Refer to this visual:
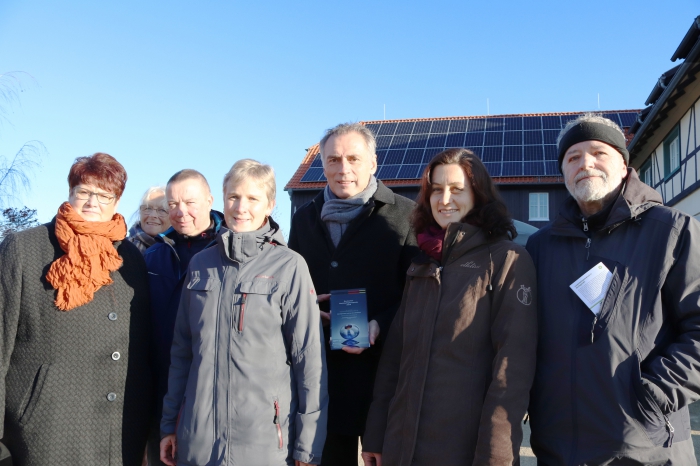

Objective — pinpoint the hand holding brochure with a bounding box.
[569,262,613,315]
[330,289,370,350]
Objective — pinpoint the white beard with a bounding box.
[566,169,613,203]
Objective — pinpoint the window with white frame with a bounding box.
[640,160,652,186]
[664,125,681,178]
[529,193,549,221]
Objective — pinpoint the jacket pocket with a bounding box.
[235,279,279,334]
[590,261,626,344]
[273,398,284,450]
[19,364,50,426]
[630,351,674,447]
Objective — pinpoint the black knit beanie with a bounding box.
[558,121,629,173]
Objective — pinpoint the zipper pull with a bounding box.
[274,400,280,424]
[591,315,598,343]
[523,413,529,425]
[238,293,247,332]
[585,238,591,260]
[582,216,589,232]
[665,416,675,447]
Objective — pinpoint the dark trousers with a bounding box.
[321,432,363,466]
[147,424,166,466]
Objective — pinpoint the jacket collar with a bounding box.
[311,180,395,253]
[552,168,663,237]
[409,222,504,277]
[156,210,225,247]
[217,217,286,264]
[443,222,506,265]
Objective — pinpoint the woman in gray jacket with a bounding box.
[160,159,328,466]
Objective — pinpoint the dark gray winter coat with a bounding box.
[526,169,700,465]
[0,219,153,466]
[161,220,328,465]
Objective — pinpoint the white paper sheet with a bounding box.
[569,262,613,315]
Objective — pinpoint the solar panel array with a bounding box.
[300,112,639,182]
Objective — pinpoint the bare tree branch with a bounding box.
[0,141,45,207]
[0,71,44,207]
[0,71,37,131]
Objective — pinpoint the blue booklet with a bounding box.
[330,288,370,350]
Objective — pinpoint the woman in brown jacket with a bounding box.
[362,148,537,466]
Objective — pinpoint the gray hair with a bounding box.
[139,185,167,208]
[319,122,377,161]
[130,185,167,225]
[223,159,276,203]
[557,113,625,147]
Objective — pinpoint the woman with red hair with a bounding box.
[362,148,537,466]
[0,152,152,465]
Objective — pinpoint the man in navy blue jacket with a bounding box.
[526,114,700,465]
[144,169,224,466]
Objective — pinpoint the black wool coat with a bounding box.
[0,219,153,466]
[288,181,418,436]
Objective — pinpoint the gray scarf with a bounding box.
[321,176,378,247]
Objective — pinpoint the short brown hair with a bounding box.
[412,148,517,239]
[68,152,127,199]
[167,169,211,193]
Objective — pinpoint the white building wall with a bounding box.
[642,99,700,212]
[671,190,700,218]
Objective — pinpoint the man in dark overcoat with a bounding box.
[526,114,700,464]
[288,122,418,466]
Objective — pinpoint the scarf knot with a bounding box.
[417,225,446,262]
[46,202,127,311]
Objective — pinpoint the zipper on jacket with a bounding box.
[664,415,675,447]
[590,315,598,343]
[582,216,589,232]
[585,238,591,260]
[273,400,283,449]
[239,293,247,332]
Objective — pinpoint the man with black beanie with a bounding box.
[526,113,700,464]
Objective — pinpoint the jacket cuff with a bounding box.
[160,422,176,439]
[294,449,320,465]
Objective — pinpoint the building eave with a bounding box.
[629,19,700,161]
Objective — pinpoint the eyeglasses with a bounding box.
[73,188,116,205]
[140,206,168,217]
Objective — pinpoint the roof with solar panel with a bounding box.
[285,110,641,190]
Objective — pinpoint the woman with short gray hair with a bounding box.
[127,186,171,254]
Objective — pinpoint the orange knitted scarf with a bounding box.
[46,202,127,311]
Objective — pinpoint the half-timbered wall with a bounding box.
[640,96,700,217]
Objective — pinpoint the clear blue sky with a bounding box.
[0,0,697,236]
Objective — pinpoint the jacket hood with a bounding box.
[553,168,663,236]
[217,217,286,264]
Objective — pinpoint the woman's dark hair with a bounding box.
[68,152,127,199]
[411,148,517,239]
